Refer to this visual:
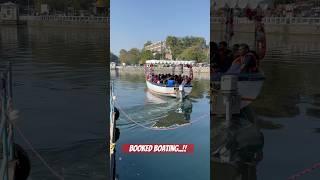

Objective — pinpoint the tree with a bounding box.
[119,49,128,64]
[127,48,140,65]
[154,53,162,60]
[140,50,153,64]
[178,46,207,63]
[110,52,119,63]
[144,41,152,47]
[166,36,183,60]
[166,36,207,60]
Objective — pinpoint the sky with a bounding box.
[110,0,210,55]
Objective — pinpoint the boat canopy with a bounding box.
[146,60,195,65]
[212,0,269,10]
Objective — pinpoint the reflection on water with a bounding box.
[211,108,264,180]
[212,31,320,179]
[0,26,107,179]
[147,91,193,128]
[113,73,210,180]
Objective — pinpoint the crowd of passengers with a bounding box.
[211,41,260,74]
[148,74,192,87]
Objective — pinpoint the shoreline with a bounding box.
[18,15,108,29]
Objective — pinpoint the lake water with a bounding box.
[212,31,320,179]
[0,26,108,180]
[112,71,210,180]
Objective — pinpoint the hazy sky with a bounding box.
[110,0,210,55]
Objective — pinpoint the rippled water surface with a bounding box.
[112,72,210,180]
[0,26,107,179]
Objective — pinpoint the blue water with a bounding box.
[112,73,210,180]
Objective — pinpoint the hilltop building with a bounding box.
[144,41,173,60]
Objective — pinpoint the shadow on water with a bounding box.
[211,107,264,180]
[27,139,107,180]
[117,90,194,129]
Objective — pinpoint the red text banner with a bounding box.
[122,144,194,154]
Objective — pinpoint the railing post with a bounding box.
[7,63,14,161]
[0,73,9,180]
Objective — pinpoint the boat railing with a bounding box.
[0,62,14,180]
[148,80,192,87]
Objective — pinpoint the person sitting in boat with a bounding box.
[232,44,240,60]
[167,78,175,87]
[153,75,160,84]
[218,41,233,73]
[185,75,192,85]
[211,41,220,68]
[226,44,259,74]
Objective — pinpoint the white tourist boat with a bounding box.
[212,0,268,108]
[145,60,195,98]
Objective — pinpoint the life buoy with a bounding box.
[255,22,267,61]
[257,38,266,60]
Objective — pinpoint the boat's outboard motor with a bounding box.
[178,84,185,101]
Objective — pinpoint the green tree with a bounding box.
[154,53,162,60]
[140,50,153,64]
[166,36,207,60]
[144,41,152,47]
[166,36,183,60]
[119,49,128,64]
[110,52,119,63]
[178,46,207,63]
[127,48,140,65]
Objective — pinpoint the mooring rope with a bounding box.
[15,126,65,180]
[288,162,320,179]
[115,101,209,131]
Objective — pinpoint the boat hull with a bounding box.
[238,80,264,108]
[146,81,192,98]
[213,73,265,108]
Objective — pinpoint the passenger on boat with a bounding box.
[167,78,175,87]
[217,41,233,73]
[211,42,220,68]
[226,44,259,74]
[232,44,240,59]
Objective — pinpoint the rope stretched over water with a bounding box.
[15,126,65,180]
[288,162,320,179]
[115,101,208,131]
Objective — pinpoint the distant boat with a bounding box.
[145,60,195,98]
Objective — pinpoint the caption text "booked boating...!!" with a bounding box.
[121,144,194,153]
